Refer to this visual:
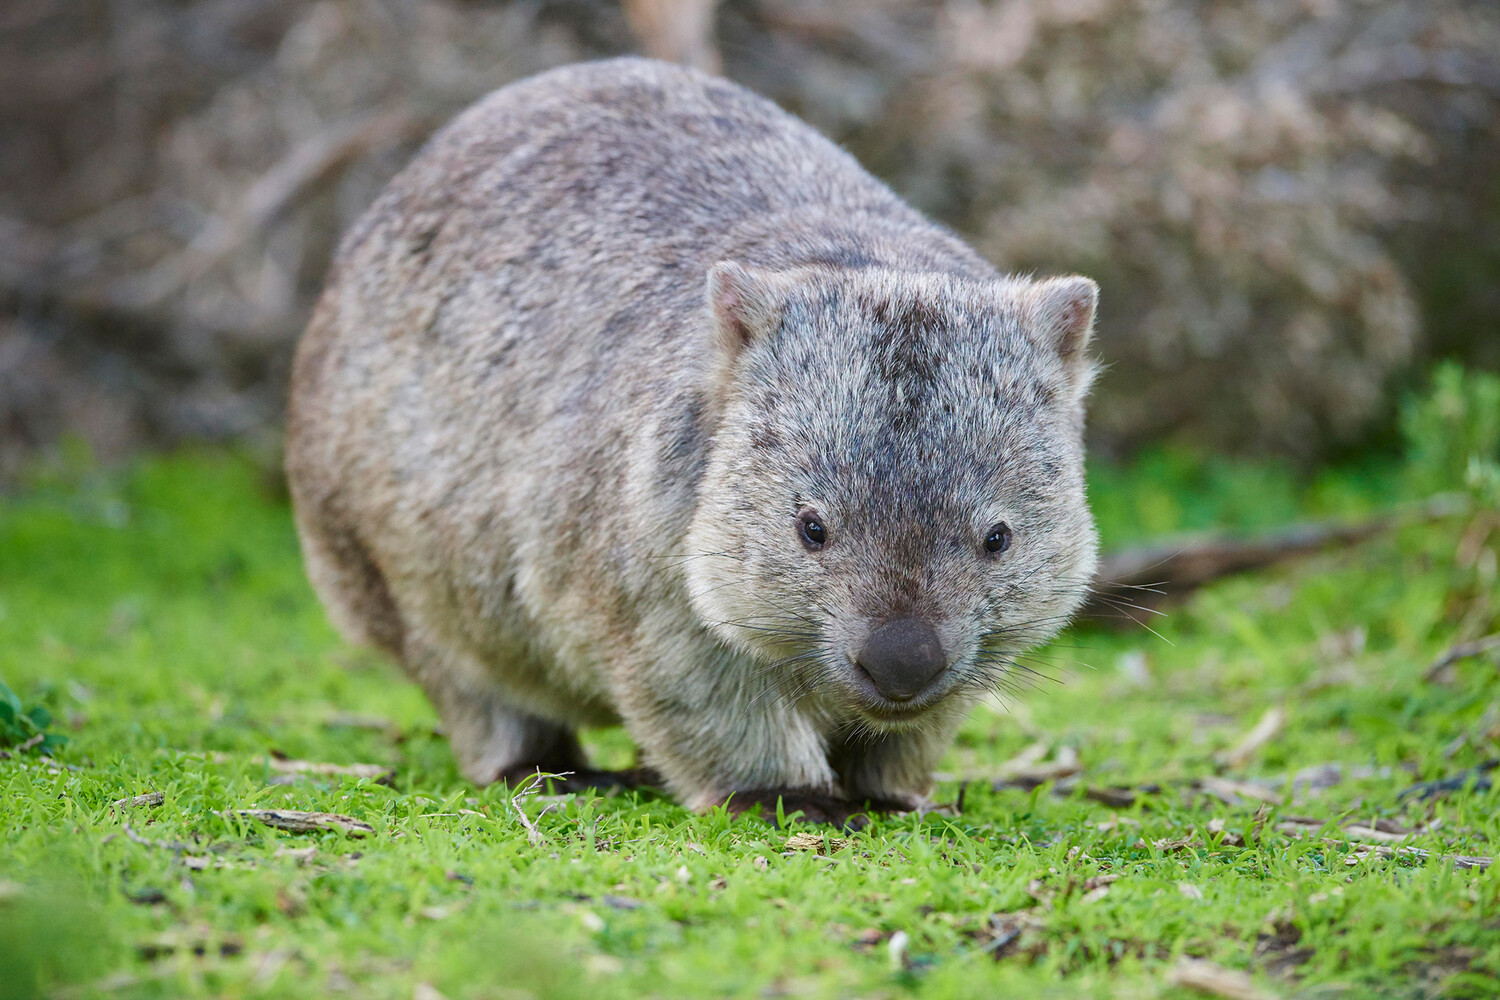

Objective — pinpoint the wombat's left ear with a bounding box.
[1030,275,1099,393]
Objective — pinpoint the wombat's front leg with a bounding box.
[828,715,968,813]
[613,649,911,825]
[616,652,850,822]
[403,636,651,790]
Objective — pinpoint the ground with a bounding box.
[1,439,1497,1000]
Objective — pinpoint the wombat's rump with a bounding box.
[286,57,1100,823]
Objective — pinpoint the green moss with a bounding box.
[1,441,1495,999]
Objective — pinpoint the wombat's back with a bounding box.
[286,56,994,721]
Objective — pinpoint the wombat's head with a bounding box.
[685,263,1099,729]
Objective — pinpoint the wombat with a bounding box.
[286,57,1100,824]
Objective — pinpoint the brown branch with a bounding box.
[1423,633,1500,682]
[1085,494,1469,624]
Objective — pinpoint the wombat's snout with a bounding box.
[855,618,947,703]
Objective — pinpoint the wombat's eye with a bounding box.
[797,510,827,550]
[983,522,1012,556]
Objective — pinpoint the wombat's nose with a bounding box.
[856,618,946,702]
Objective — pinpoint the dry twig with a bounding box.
[113,791,165,810]
[508,770,560,847]
[1423,633,1500,682]
[1088,496,1468,621]
[1196,776,1284,806]
[1218,707,1287,770]
[235,810,374,837]
[992,743,1081,790]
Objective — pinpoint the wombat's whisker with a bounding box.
[972,656,1056,686]
[1077,598,1175,643]
[1088,593,1168,617]
[1094,580,1169,596]
[729,656,830,727]
[709,620,822,641]
[1005,650,1088,674]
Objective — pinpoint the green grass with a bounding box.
[2,444,1497,1000]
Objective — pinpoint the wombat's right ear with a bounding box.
[706,261,792,363]
[1028,275,1100,398]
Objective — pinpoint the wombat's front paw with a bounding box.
[724,788,910,830]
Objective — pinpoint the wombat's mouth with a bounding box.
[847,661,954,723]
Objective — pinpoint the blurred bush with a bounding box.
[2,0,1497,478]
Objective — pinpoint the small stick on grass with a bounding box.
[509,771,564,847]
[1088,493,1469,621]
[1217,706,1286,770]
[113,791,165,810]
[1423,633,1500,682]
[120,820,187,854]
[236,810,374,837]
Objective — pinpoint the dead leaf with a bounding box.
[1197,776,1283,806]
[993,743,1081,788]
[113,791,165,809]
[996,741,1048,774]
[602,894,644,910]
[584,954,624,976]
[1096,815,1141,833]
[1217,706,1286,769]
[248,948,298,987]
[1084,785,1140,807]
[235,810,374,837]
[1082,874,1120,893]
[1273,820,1492,870]
[1340,823,1416,844]
[136,932,244,962]
[1168,958,1277,1000]
[1424,632,1500,682]
[886,930,911,971]
[983,911,1046,961]
[784,832,847,854]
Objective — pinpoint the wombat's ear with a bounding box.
[707,261,793,362]
[1029,275,1099,392]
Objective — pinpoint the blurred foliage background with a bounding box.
[1,0,1498,479]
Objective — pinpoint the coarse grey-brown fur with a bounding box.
[285,57,1100,820]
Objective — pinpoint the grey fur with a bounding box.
[285,57,1099,816]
